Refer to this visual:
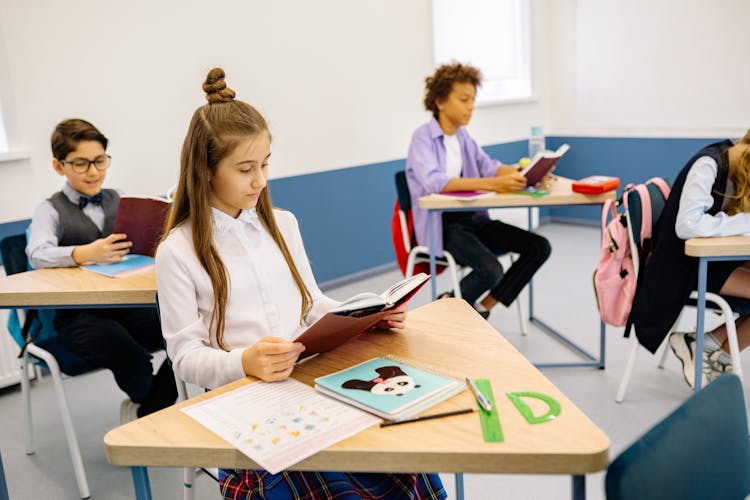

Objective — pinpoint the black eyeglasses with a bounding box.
[61,155,111,174]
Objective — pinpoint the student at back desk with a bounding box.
[406,62,551,319]
[26,118,177,422]
[630,129,750,388]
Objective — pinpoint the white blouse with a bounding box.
[675,155,750,239]
[155,207,339,389]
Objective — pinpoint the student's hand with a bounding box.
[241,337,306,382]
[71,233,132,265]
[488,171,527,193]
[373,303,408,330]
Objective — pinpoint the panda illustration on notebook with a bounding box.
[341,366,421,396]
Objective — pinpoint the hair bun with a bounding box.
[203,67,236,104]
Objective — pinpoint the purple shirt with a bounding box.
[405,118,501,256]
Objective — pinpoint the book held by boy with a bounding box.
[294,273,430,359]
[82,195,170,278]
[113,195,171,257]
[521,144,570,186]
[314,355,465,421]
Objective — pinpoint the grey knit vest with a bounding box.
[48,189,120,246]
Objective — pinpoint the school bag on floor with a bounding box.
[593,177,671,326]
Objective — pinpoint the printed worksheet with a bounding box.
[182,378,381,474]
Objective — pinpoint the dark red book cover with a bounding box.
[113,196,171,257]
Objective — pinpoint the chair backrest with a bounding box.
[393,171,417,253]
[0,234,29,276]
[1,234,94,375]
[394,171,412,213]
[623,178,671,275]
[605,374,750,500]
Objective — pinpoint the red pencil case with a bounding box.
[572,176,620,194]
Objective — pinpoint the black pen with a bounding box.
[379,408,474,427]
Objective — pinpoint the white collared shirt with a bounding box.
[155,207,339,389]
[675,156,750,239]
[26,182,121,269]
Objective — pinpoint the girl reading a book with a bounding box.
[630,129,750,389]
[406,63,551,319]
[155,68,446,500]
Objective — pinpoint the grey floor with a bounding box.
[0,222,744,499]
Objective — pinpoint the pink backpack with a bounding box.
[593,178,671,326]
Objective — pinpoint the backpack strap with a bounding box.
[601,198,618,246]
[645,177,671,199]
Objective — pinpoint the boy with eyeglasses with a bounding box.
[26,118,176,423]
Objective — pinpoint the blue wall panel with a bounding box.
[545,136,721,222]
[0,136,727,276]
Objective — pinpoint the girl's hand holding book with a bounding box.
[241,337,306,382]
[373,303,408,330]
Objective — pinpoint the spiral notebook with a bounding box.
[314,356,464,421]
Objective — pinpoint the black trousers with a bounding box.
[54,307,177,416]
[442,212,551,306]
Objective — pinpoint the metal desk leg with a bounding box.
[429,210,439,300]
[525,207,605,369]
[694,257,708,391]
[131,466,152,500]
[454,473,464,500]
[572,475,585,500]
[0,452,9,500]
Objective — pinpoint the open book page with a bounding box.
[181,378,380,474]
[293,274,430,360]
[330,273,430,316]
[82,254,154,278]
[521,144,570,186]
[314,356,464,420]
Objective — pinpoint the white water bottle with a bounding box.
[528,125,546,160]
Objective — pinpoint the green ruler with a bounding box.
[474,378,503,442]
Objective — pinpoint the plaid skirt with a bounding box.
[218,469,447,500]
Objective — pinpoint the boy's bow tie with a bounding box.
[78,193,103,209]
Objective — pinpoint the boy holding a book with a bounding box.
[406,63,551,319]
[26,118,177,422]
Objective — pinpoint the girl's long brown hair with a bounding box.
[163,68,312,350]
[724,129,750,215]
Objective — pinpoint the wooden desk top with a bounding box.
[0,267,156,307]
[685,235,750,258]
[105,299,609,475]
[418,177,615,210]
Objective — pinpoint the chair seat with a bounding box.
[685,295,750,315]
[33,338,98,377]
[412,252,452,266]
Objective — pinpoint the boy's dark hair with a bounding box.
[51,119,108,160]
[423,63,482,119]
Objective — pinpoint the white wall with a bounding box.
[0,0,553,223]
[550,0,750,139]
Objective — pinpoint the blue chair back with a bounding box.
[605,374,750,500]
[624,178,671,259]
[0,234,95,376]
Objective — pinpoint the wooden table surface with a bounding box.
[0,267,156,307]
[685,235,750,257]
[418,177,615,210]
[105,298,609,475]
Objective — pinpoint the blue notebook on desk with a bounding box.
[314,356,464,420]
[82,254,154,278]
